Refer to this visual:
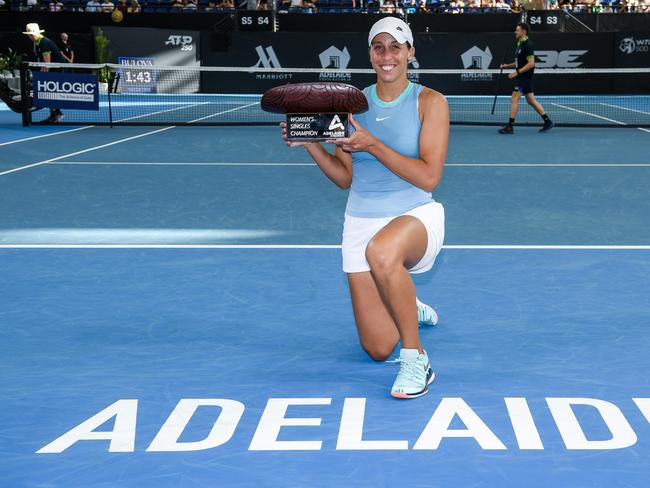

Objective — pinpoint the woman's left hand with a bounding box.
[331,114,377,153]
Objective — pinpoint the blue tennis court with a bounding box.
[1,104,650,487]
[26,92,650,127]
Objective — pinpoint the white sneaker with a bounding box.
[417,298,439,326]
[390,349,435,399]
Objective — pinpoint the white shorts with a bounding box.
[342,201,445,274]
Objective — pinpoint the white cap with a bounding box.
[23,23,45,36]
[368,17,414,47]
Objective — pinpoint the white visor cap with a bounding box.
[368,17,414,47]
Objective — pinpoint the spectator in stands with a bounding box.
[184,0,198,10]
[257,0,271,10]
[574,0,593,11]
[49,0,65,10]
[621,0,639,10]
[205,0,216,9]
[128,0,141,11]
[404,0,417,13]
[86,0,101,10]
[288,0,302,10]
[101,0,115,11]
[380,0,396,12]
[417,0,429,12]
[116,0,128,12]
[444,0,465,12]
[170,0,185,8]
[590,0,603,11]
[217,0,235,8]
[59,33,73,63]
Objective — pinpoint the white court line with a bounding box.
[0,125,94,147]
[50,161,650,168]
[188,101,260,123]
[597,103,650,134]
[550,102,627,126]
[53,161,317,166]
[113,101,214,123]
[599,103,650,116]
[0,244,649,250]
[0,102,257,177]
[551,102,650,134]
[0,126,175,177]
[0,102,206,148]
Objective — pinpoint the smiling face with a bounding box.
[369,32,414,85]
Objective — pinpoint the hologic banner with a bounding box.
[32,72,99,110]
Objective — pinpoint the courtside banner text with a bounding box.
[33,72,99,110]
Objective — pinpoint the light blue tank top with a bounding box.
[345,81,434,218]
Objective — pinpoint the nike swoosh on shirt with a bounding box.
[375,116,391,122]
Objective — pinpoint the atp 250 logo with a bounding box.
[165,35,194,51]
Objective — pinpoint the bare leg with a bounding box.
[348,272,400,361]
[525,92,546,116]
[510,91,521,119]
[364,216,428,354]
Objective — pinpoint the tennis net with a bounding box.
[21,62,650,128]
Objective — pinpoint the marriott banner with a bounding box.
[200,32,634,95]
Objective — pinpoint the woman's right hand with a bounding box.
[280,122,313,148]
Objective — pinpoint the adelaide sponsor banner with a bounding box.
[32,72,98,110]
[202,32,618,95]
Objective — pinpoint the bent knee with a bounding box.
[365,241,401,276]
[361,341,396,361]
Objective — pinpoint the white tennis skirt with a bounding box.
[342,201,445,274]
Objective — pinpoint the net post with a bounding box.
[107,67,115,128]
[20,62,32,127]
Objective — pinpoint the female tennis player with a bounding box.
[280,17,449,399]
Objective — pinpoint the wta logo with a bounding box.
[619,37,650,54]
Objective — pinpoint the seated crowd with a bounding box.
[2,0,647,12]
